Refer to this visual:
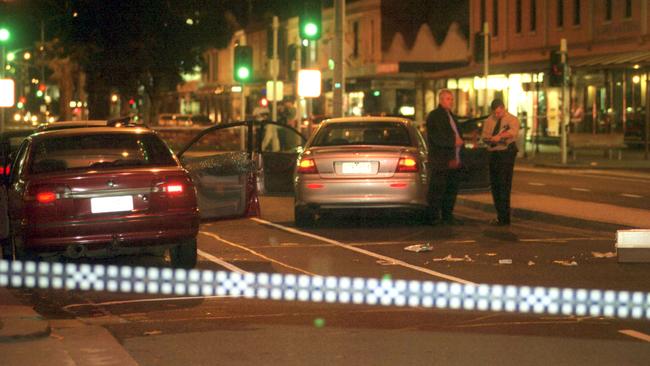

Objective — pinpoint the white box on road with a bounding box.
[616,229,650,263]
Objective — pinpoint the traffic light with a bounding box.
[299,0,322,41]
[549,50,565,87]
[234,45,253,83]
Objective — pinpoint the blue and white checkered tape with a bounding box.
[1,260,648,320]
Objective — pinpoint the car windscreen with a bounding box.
[311,122,412,147]
[29,133,177,174]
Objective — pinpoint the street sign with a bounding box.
[0,79,15,107]
[297,69,321,98]
[266,80,284,101]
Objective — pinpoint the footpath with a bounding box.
[1,146,649,365]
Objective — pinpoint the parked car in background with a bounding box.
[157,114,213,127]
[3,126,199,267]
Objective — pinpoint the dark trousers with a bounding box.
[427,168,461,221]
[488,150,516,223]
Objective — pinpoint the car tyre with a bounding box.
[170,238,197,269]
[294,206,315,227]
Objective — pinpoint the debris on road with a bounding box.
[376,259,397,266]
[498,259,513,265]
[404,243,433,252]
[528,261,536,266]
[433,254,473,262]
[591,251,616,258]
[143,330,162,336]
[553,260,578,266]
[485,253,497,257]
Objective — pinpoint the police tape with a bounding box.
[1,259,649,320]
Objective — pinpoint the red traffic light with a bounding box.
[38,84,46,92]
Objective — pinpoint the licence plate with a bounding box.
[90,195,134,214]
[341,161,372,174]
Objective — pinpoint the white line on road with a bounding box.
[619,329,650,343]
[62,295,234,311]
[527,182,546,186]
[620,193,643,198]
[199,231,318,276]
[250,218,475,285]
[197,248,249,274]
[570,187,591,192]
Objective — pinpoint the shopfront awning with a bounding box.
[423,60,549,79]
[570,50,650,69]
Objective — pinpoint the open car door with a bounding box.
[177,122,256,219]
[256,121,306,194]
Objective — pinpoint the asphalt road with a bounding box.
[9,191,650,365]
[512,166,650,210]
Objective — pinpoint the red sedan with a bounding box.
[4,126,199,268]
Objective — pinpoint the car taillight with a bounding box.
[396,157,418,173]
[1,164,9,175]
[164,183,184,194]
[36,191,57,204]
[297,158,318,174]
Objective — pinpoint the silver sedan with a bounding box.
[293,117,429,226]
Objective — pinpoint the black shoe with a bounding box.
[442,217,464,226]
[489,219,510,226]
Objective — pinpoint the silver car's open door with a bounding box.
[256,121,306,194]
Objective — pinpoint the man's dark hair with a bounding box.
[490,99,505,111]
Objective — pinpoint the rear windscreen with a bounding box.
[29,133,177,174]
[311,122,412,147]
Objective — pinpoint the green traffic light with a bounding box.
[303,23,318,38]
[6,52,15,62]
[0,28,9,42]
[36,90,44,98]
[237,66,250,80]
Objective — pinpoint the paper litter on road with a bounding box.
[143,330,163,336]
[433,254,473,262]
[498,259,512,265]
[403,243,433,252]
[553,260,578,266]
[528,261,536,266]
[591,251,616,258]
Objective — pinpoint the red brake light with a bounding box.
[297,158,318,174]
[164,183,184,195]
[1,164,9,176]
[396,157,418,173]
[36,191,57,204]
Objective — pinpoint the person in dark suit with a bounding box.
[425,89,465,226]
[481,99,520,226]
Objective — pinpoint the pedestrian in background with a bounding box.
[481,99,520,226]
[425,89,465,226]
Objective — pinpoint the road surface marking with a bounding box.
[250,217,475,285]
[197,248,249,274]
[527,182,546,186]
[570,187,591,192]
[199,231,318,276]
[619,329,650,343]
[519,237,610,243]
[620,193,643,198]
[62,295,234,311]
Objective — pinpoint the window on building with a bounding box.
[605,0,612,21]
[480,0,486,26]
[493,0,499,36]
[353,21,359,58]
[625,0,632,18]
[530,0,537,31]
[573,0,581,25]
[557,0,564,27]
[516,0,522,33]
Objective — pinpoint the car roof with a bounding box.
[320,116,414,125]
[30,126,154,140]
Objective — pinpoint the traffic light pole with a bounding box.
[333,0,345,117]
[295,35,302,130]
[271,16,279,122]
[483,22,489,115]
[560,38,569,165]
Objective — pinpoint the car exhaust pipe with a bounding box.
[66,244,87,259]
